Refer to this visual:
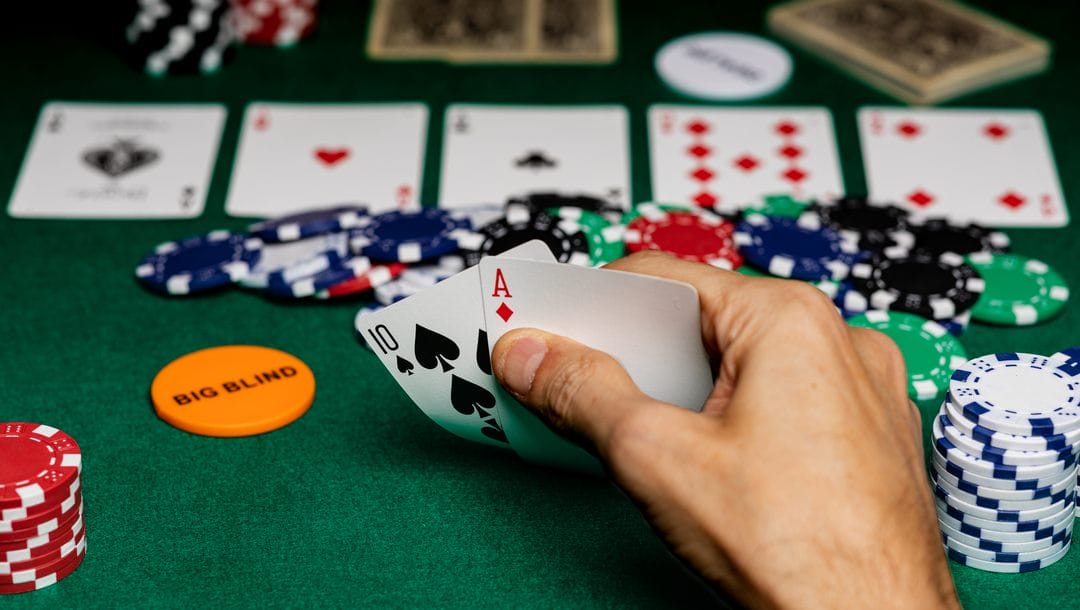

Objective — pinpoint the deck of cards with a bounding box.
[353,240,714,473]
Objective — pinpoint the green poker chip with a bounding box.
[965,252,1070,326]
[847,310,968,402]
[737,264,769,277]
[741,194,811,219]
[547,207,625,265]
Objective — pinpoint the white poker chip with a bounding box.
[654,32,792,101]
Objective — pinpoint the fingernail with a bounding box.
[500,336,548,395]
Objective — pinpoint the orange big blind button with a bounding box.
[151,345,316,437]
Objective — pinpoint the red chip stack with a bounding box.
[231,0,319,47]
[0,423,86,594]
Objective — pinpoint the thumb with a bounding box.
[491,328,663,457]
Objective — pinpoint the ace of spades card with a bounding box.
[225,103,428,218]
[438,105,631,209]
[8,101,226,218]
[356,241,556,448]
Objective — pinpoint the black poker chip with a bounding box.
[456,205,592,267]
[848,250,984,320]
[908,217,1011,257]
[124,0,236,76]
[811,195,913,253]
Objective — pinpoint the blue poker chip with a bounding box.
[135,230,263,295]
[930,414,1077,482]
[940,517,1072,554]
[945,539,1071,573]
[934,459,1075,502]
[932,471,1074,512]
[937,410,1077,467]
[932,452,1072,492]
[937,505,1069,544]
[349,208,479,263]
[264,253,378,299]
[734,212,863,280]
[248,204,369,243]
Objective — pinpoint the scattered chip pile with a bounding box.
[928,351,1080,573]
[125,0,238,76]
[0,423,86,594]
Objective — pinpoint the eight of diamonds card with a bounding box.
[857,107,1068,227]
[225,103,428,218]
[438,105,631,209]
[648,105,844,215]
[8,102,226,219]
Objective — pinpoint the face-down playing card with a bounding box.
[356,241,555,448]
[477,258,715,473]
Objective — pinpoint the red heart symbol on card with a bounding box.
[314,148,350,166]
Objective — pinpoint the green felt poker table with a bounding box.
[2,1,1079,607]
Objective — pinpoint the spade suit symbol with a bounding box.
[515,150,557,170]
[83,139,159,178]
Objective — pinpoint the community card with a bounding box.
[356,241,555,449]
[477,258,714,473]
[438,105,630,209]
[8,102,226,218]
[225,103,428,218]
[648,105,844,214]
[858,107,1068,227]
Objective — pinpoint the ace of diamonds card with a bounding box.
[225,103,429,218]
[8,102,226,219]
[857,107,1068,227]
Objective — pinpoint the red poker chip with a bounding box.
[624,210,742,269]
[0,424,81,511]
[0,528,85,581]
[0,491,82,543]
[232,0,318,47]
[0,514,84,565]
[315,262,407,299]
[0,536,85,594]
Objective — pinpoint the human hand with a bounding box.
[491,251,959,609]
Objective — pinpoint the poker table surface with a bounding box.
[2,2,1078,608]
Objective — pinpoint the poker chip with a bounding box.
[457,205,592,267]
[510,192,623,221]
[350,208,478,264]
[135,230,263,295]
[232,0,319,47]
[0,535,85,594]
[945,540,1070,573]
[248,204,368,242]
[950,352,1080,437]
[125,0,238,76]
[938,409,1076,467]
[943,529,1071,564]
[741,194,811,219]
[934,464,1075,503]
[239,231,350,289]
[939,510,1071,545]
[264,253,379,299]
[314,262,407,300]
[374,278,421,306]
[936,497,1072,534]
[547,207,625,265]
[623,204,741,269]
[734,212,861,280]
[846,311,966,402]
[933,472,1074,514]
[944,396,1080,453]
[654,32,793,101]
[909,217,1010,257]
[811,195,914,252]
[932,451,1076,492]
[0,424,86,593]
[848,248,984,320]
[940,518,1071,554]
[965,252,1069,325]
[398,258,465,290]
[932,427,1077,483]
[151,345,315,437]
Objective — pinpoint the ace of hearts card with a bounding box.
[8,101,226,218]
[225,103,429,218]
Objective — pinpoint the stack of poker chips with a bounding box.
[125,0,238,76]
[231,0,319,47]
[0,423,86,594]
[929,351,1080,573]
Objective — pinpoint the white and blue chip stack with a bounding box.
[929,349,1080,573]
